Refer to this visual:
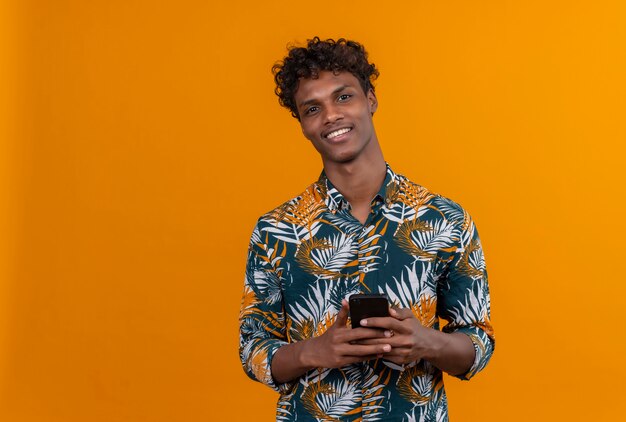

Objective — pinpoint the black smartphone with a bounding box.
[349,294,390,329]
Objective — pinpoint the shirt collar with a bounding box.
[317,163,398,212]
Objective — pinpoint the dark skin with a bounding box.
[271,71,475,384]
[293,70,387,225]
[359,308,475,374]
[272,300,475,383]
[271,300,391,383]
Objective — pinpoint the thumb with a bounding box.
[334,299,350,327]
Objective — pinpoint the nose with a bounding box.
[323,104,343,124]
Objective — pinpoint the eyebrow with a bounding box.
[298,84,350,108]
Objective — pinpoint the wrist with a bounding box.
[296,337,317,369]
[421,327,447,362]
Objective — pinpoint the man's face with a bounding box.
[293,71,378,166]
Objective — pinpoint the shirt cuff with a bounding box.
[444,325,495,381]
[244,339,297,394]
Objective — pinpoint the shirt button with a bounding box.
[362,267,369,273]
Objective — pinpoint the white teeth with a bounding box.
[326,127,351,139]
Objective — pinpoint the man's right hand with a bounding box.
[271,299,392,383]
[302,299,392,368]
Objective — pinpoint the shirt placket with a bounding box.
[359,197,385,289]
[359,197,385,421]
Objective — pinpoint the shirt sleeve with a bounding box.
[238,222,295,394]
[438,212,495,380]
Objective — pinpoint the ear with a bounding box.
[367,89,378,114]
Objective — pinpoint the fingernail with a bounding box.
[383,345,391,352]
[384,330,392,338]
[360,319,367,326]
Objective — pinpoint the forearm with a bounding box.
[423,330,475,376]
[271,339,315,384]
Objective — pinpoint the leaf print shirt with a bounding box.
[239,164,495,422]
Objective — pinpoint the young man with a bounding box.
[239,37,494,421]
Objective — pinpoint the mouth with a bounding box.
[323,126,353,140]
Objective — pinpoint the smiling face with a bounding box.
[293,71,379,167]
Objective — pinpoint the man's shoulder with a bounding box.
[394,172,469,223]
[255,179,326,228]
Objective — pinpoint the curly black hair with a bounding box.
[272,37,379,120]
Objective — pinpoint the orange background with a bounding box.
[2,1,625,421]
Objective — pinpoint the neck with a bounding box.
[322,144,387,208]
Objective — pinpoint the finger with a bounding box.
[344,327,389,342]
[335,299,350,327]
[380,348,407,357]
[342,343,392,357]
[342,354,385,365]
[353,337,401,346]
[351,329,396,344]
[360,316,404,332]
[389,307,414,321]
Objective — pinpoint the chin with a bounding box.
[327,154,358,165]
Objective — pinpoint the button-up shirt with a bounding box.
[239,165,494,421]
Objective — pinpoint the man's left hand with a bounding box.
[359,307,433,366]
